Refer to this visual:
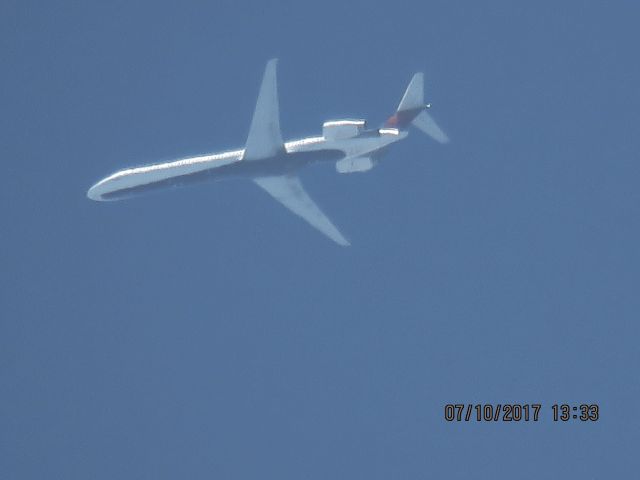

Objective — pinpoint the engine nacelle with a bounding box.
[336,156,375,174]
[322,119,366,140]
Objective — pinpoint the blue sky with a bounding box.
[2,1,639,478]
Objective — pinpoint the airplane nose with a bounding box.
[87,183,103,201]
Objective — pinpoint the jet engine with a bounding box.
[322,119,366,140]
[336,156,375,174]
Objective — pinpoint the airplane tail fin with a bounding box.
[384,72,449,144]
[243,58,286,161]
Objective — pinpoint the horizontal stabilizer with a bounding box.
[254,175,350,246]
[412,110,450,143]
[243,59,285,161]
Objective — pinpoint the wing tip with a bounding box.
[336,237,351,247]
[326,224,351,247]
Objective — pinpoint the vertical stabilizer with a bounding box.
[385,72,427,129]
[397,72,424,112]
[243,59,285,161]
[385,72,449,143]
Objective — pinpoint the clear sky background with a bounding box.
[2,1,639,478]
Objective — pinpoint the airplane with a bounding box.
[87,59,448,246]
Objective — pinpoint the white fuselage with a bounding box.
[87,127,407,201]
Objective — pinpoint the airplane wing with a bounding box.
[254,175,350,246]
[243,59,285,161]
